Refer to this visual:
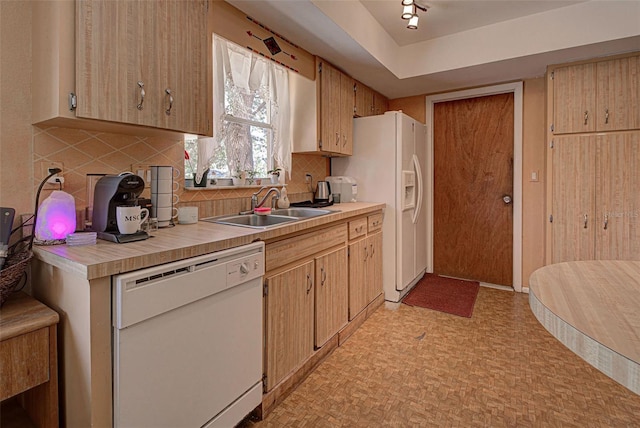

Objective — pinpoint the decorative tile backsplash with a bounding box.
[33,126,327,220]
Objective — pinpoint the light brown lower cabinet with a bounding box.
[314,247,348,347]
[264,261,315,392]
[348,213,383,320]
[551,132,639,262]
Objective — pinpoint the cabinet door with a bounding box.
[348,238,368,320]
[76,0,142,125]
[366,232,383,302]
[551,135,596,262]
[596,55,640,132]
[319,61,340,153]
[553,63,596,134]
[340,74,354,155]
[315,247,348,347]
[373,91,389,115]
[354,82,374,117]
[596,133,640,259]
[161,0,210,134]
[264,261,314,391]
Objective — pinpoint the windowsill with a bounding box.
[183,183,286,191]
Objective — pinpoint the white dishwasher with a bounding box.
[112,241,264,428]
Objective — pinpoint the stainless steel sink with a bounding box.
[202,214,298,229]
[201,208,336,229]
[270,208,335,218]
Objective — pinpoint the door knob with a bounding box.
[502,195,512,205]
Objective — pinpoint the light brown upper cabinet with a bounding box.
[318,58,353,156]
[32,0,211,136]
[354,81,389,117]
[354,82,374,117]
[552,54,640,134]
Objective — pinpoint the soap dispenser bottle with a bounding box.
[277,187,290,209]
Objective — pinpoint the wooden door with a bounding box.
[553,63,597,134]
[340,74,354,155]
[264,261,314,391]
[315,247,348,347]
[596,133,640,259]
[348,237,367,320]
[373,91,388,115]
[433,93,514,285]
[551,135,597,263]
[596,55,640,132]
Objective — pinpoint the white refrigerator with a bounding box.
[332,111,429,302]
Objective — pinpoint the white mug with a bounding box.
[151,193,179,207]
[151,179,179,194]
[155,206,178,221]
[151,166,180,181]
[178,206,198,224]
[116,206,149,234]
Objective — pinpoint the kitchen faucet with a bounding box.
[251,186,281,211]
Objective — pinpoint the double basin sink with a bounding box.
[201,208,335,229]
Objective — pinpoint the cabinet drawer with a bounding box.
[368,213,383,233]
[0,327,49,400]
[266,224,348,272]
[348,218,368,240]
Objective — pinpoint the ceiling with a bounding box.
[360,0,583,46]
[226,0,640,99]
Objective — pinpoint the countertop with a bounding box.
[33,202,385,280]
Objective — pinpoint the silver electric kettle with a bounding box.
[314,181,332,202]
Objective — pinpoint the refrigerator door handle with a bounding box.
[411,154,423,225]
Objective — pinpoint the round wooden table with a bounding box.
[529,260,640,395]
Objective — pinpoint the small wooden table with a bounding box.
[529,261,640,394]
[0,292,60,427]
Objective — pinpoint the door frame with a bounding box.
[425,82,523,292]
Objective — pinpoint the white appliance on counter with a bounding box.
[332,111,429,302]
[326,176,358,203]
[112,242,265,427]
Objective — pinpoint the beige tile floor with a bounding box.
[245,287,640,427]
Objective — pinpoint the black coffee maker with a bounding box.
[92,173,148,243]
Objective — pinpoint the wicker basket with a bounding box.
[0,250,33,306]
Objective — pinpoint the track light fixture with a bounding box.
[400,0,428,30]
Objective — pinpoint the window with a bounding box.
[185,35,291,184]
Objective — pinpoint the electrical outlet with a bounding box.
[39,161,64,189]
[132,164,152,187]
[305,174,312,183]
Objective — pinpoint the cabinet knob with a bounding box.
[584,110,589,125]
[604,108,609,125]
[584,214,588,229]
[604,214,608,230]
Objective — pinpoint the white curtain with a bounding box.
[196,35,291,181]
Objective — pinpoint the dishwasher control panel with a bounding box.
[227,252,264,287]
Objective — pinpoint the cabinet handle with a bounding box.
[306,274,313,294]
[165,88,173,116]
[320,266,326,286]
[583,214,588,229]
[604,108,609,124]
[370,243,374,255]
[604,214,608,230]
[355,226,362,233]
[137,81,145,110]
[335,132,339,147]
[584,110,588,125]
[364,246,368,261]
[342,134,347,147]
